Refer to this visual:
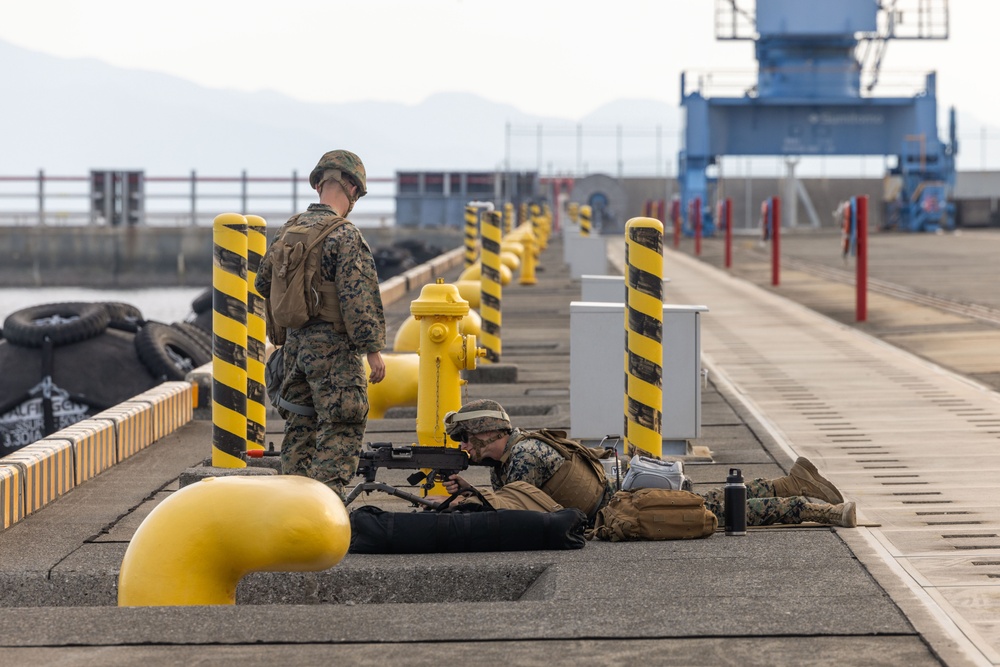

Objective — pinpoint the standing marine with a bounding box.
[255,149,386,501]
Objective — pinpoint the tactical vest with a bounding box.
[269,215,348,333]
[507,429,608,520]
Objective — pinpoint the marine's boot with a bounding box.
[802,501,857,527]
[771,457,844,505]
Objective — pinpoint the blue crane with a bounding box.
[679,0,956,234]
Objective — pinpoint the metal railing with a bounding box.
[0,171,395,227]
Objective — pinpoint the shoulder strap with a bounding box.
[304,217,348,254]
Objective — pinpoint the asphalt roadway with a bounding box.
[6,226,999,666]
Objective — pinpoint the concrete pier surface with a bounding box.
[3,228,1000,665]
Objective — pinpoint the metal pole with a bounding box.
[37,169,45,226]
[856,196,868,322]
[241,170,248,214]
[576,123,582,175]
[694,197,702,256]
[291,169,298,216]
[190,170,198,227]
[617,124,623,179]
[725,198,733,269]
[771,196,781,286]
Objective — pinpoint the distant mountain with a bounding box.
[0,39,679,178]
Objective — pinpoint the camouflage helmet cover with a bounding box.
[309,149,368,197]
[443,399,512,441]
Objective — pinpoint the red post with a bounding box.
[694,197,702,256]
[771,196,781,286]
[656,199,665,224]
[671,199,681,249]
[856,195,868,322]
[724,198,733,269]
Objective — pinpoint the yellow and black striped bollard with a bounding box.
[567,202,579,226]
[464,205,479,268]
[503,202,513,237]
[623,217,664,459]
[212,213,249,468]
[245,215,267,454]
[580,204,592,237]
[480,210,503,362]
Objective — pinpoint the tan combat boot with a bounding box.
[771,457,844,505]
[802,501,857,527]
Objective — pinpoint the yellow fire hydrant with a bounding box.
[411,280,484,454]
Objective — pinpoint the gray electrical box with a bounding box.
[569,301,707,454]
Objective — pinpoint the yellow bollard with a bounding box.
[212,213,248,468]
[411,280,484,450]
[500,250,520,272]
[118,475,350,606]
[501,240,524,260]
[623,217,664,459]
[567,202,580,225]
[457,261,512,286]
[463,205,479,268]
[503,202,514,237]
[530,203,545,250]
[480,210,503,363]
[519,228,538,286]
[245,215,267,453]
[580,204,592,238]
[365,353,419,419]
[455,278,482,313]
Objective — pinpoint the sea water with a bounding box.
[0,287,207,325]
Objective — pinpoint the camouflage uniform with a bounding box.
[255,203,385,500]
[491,429,616,510]
[494,431,807,525]
[701,479,807,526]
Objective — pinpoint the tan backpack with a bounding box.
[268,217,347,329]
[588,488,717,541]
[467,481,564,512]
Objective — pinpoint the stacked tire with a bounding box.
[0,301,213,453]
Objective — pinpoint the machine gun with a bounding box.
[344,442,469,509]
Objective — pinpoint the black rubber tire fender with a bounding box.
[3,302,110,348]
[190,288,213,315]
[171,321,213,357]
[104,302,145,333]
[135,321,212,381]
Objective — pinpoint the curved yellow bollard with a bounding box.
[501,240,524,259]
[118,475,350,606]
[457,261,512,286]
[394,309,481,351]
[500,251,520,272]
[454,280,482,310]
[365,352,419,419]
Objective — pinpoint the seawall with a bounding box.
[0,224,465,288]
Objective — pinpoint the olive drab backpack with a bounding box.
[267,216,347,330]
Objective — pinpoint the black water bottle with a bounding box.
[724,468,747,536]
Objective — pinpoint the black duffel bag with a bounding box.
[348,505,588,554]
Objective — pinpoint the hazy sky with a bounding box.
[0,0,990,126]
